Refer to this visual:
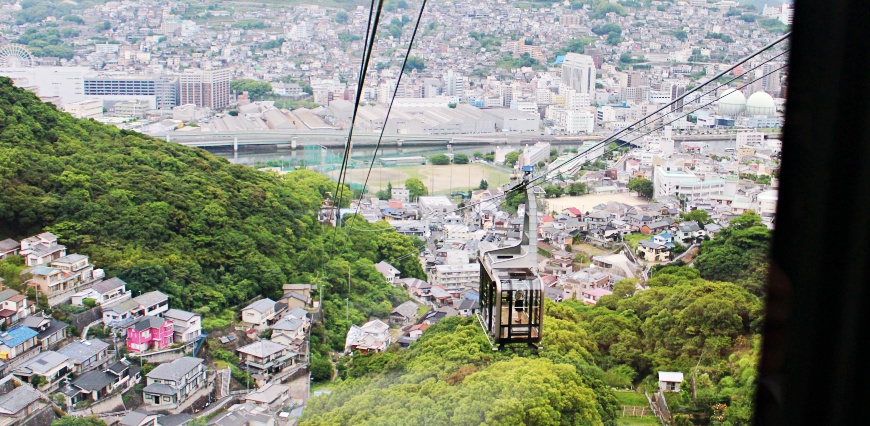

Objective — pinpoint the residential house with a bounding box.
[0,239,19,259]
[704,223,723,238]
[71,277,131,307]
[58,339,110,374]
[581,288,613,305]
[102,290,170,326]
[658,371,684,392]
[653,232,676,247]
[62,359,138,406]
[237,340,295,380]
[0,325,39,360]
[456,297,479,317]
[430,263,479,287]
[638,240,672,262]
[50,254,96,286]
[389,301,419,326]
[242,383,292,411]
[127,316,174,353]
[142,357,208,410]
[562,207,583,218]
[12,350,73,392]
[0,381,43,420]
[562,269,612,301]
[428,285,453,306]
[135,291,170,317]
[207,402,275,426]
[0,289,31,326]
[270,318,307,347]
[103,299,142,326]
[241,299,281,329]
[641,219,674,235]
[164,309,202,344]
[278,291,309,310]
[119,410,159,426]
[281,284,315,301]
[344,319,391,354]
[22,314,69,350]
[19,233,66,267]
[375,261,401,285]
[543,250,574,276]
[673,221,705,243]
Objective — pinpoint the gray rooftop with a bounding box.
[243,298,276,313]
[58,339,109,363]
[237,340,286,358]
[130,316,167,332]
[14,350,70,375]
[119,410,156,426]
[92,277,127,294]
[147,357,203,382]
[158,413,193,426]
[72,370,116,392]
[0,384,41,414]
[164,309,198,322]
[52,253,88,264]
[0,238,18,252]
[143,382,178,396]
[134,290,168,307]
[391,300,418,319]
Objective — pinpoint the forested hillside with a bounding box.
[305,231,768,425]
[0,77,421,350]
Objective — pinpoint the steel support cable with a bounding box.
[332,0,386,232]
[347,0,431,232]
[336,33,792,230]
[424,47,791,220]
[524,47,791,189]
[526,62,790,191]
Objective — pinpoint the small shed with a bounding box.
[658,371,684,392]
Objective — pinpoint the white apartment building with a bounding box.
[736,131,765,148]
[64,99,103,119]
[653,166,726,201]
[560,53,596,99]
[520,142,551,168]
[430,263,480,287]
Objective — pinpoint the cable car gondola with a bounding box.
[477,167,544,350]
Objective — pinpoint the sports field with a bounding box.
[328,164,511,195]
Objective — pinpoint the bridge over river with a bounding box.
[161,130,780,152]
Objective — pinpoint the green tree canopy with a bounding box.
[230,79,273,101]
[453,153,469,164]
[628,178,654,199]
[429,154,450,165]
[53,416,108,426]
[504,151,520,167]
[404,178,428,200]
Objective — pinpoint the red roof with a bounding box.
[541,215,554,222]
[0,309,16,318]
[566,207,582,216]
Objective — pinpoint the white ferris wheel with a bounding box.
[0,44,35,68]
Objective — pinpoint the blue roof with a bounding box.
[659,232,672,239]
[554,55,565,64]
[0,325,39,348]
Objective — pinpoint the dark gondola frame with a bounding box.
[477,168,544,349]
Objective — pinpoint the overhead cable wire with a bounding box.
[347,0,431,232]
[526,62,789,190]
[424,40,791,219]
[332,0,386,232]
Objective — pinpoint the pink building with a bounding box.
[126,316,173,353]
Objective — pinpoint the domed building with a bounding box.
[746,91,776,117]
[718,88,747,117]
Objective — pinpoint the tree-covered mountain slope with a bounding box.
[0,77,422,350]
